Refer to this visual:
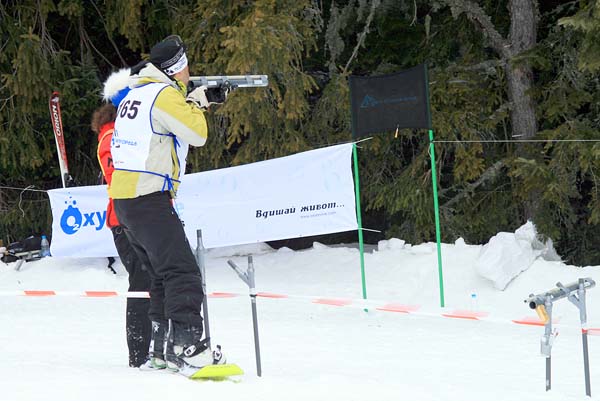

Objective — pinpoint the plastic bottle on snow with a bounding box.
[40,235,51,257]
[470,291,478,311]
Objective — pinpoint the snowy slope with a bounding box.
[0,230,599,401]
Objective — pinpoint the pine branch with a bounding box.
[79,16,116,68]
[442,0,510,58]
[440,160,506,210]
[342,0,381,75]
[90,0,127,67]
[35,0,57,56]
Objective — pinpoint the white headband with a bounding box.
[164,53,188,75]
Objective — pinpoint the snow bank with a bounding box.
[475,221,560,290]
[377,238,406,251]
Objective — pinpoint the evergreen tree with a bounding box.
[0,0,598,265]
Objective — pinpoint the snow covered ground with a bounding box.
[1,227,599,401]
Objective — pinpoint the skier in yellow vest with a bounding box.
[109,35,226,373]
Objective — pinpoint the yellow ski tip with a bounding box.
[189,363,244,380]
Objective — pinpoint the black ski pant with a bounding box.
[113,192,204,333]
[111,226,152,367]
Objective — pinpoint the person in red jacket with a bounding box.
[91,100,151,368]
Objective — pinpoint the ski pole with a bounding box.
[196,229,211,348]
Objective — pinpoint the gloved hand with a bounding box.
[186,85,210,109]
[205,83,231,105]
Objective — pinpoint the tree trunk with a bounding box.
[506,0,539,219]
[443,0,539,218]
[445,0,538,138]
[506,0,537,139]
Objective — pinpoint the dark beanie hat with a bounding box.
[150,35,188,75]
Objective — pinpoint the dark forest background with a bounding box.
[1,0,599,265]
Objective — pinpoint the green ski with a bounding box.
[188,363,244,381]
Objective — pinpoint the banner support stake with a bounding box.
[352,143,368,304]
[424,64,445,308]
[429,130,445,307]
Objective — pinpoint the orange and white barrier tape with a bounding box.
[2,290,149,298]
[3,289,599,334]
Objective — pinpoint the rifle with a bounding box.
[188,75,268,105]
[188,75,269,90]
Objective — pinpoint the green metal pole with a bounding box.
[352,143,368,300]
[429,130,445,307]
[423,64,445,307]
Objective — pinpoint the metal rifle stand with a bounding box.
[228,257,262,377]
[195,229,211,348]
[569,279,593,397]
[540,298,555,392]
[526,278,596,397]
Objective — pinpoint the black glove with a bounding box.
[65,174,76,187]
[205,83,231,105]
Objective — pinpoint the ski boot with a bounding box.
[164,320,226,375]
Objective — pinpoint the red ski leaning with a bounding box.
[49,91,72,187]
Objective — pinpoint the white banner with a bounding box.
[48,185,117,257]
[48,143,357,256]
